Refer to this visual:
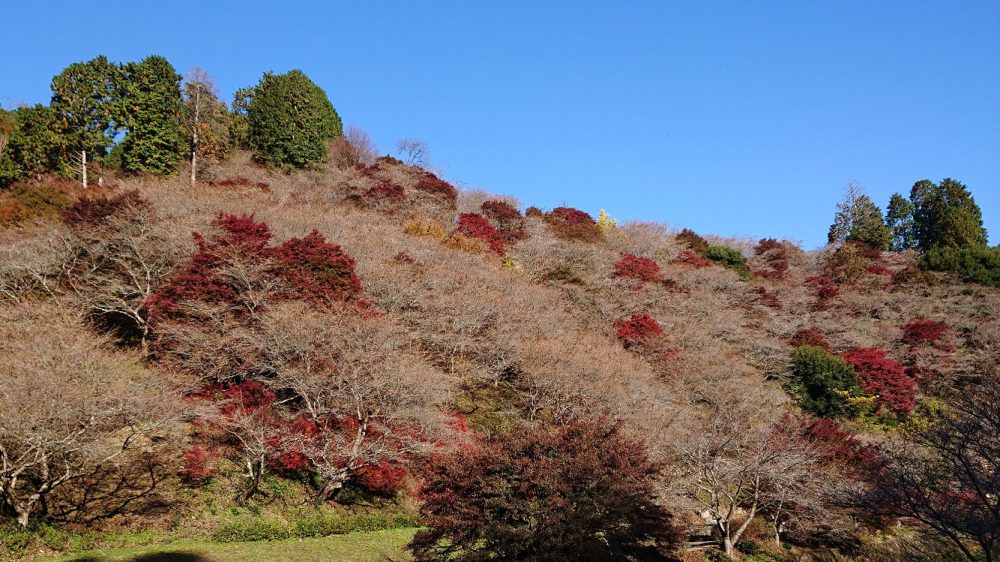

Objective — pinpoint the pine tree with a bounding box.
[120,55,184,175]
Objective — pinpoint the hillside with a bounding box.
[1,146,997,560]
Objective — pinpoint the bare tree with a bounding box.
[183,67,229,186]
[260,302,446,500]
[395,137,428,167]
[346,126,378,166]
[868,379,1000,562]
[0,303,175,527]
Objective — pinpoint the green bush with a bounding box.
[211,518,291,543]
[791,345,863,418]
[921,245,1000,287]
[0,526,32,556]
[247,70,342,168]
[705,245,751,281]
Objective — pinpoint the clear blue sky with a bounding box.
[2,0,997,248]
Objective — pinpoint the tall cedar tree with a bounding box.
[910,178,988,251]
[885,192,917,251]
[827,182,890,250]
[410,419,682,562]
[1,105,65,185]
[120,56,185,175]
[247,70,342,167]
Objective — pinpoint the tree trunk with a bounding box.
[237,460,262,503]
[723,535,735,558]
[81,149,87,189]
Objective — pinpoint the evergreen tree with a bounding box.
[910,178,988,251]
[120,56,184,175]
[827,182,890,250]
[247,70,342,168]
[1,105,66,186]
[50,56,124,184]
[228,87,254,149]
[885,192,917,251]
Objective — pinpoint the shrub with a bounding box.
[453,213,505,254]
[705,245,751,281]
[359,180,405,213]
[614,314,664,349]
[247,70,342,168]
[901,318,949,347]
[676,228,709,254]
[920,245,1000,287]
[414,173,458,210]
[355,460,408,495]
[806,276,840,303]
[842,348,916,417]
[208,176,271,190]
[789,328,830,351]
[524,206,543,218]
[3,181,73,224]
[544,206,602,243]
[823,242,868,284]
[753,238,790,280]
[749,286,782,309]
[671,249,712,268]
[792,346,863,418]
[596,209,618,233]
[212,518,292,543]
[613,254,662,283]
[893,266,939,287]
[409,419,683,562]
[480,199,526,242]
[60,190,149,226]
[179,445,218,484]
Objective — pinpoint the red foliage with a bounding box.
[805,418,881,472]
[543,207,602,242]
[752,238,790,280]
[271,230,364,304]
[806,276,840,301]
[749,285,782,309]
[180,445,219,484]
[842,348,916,416]
[789,328,830,351]
[146,214,364,322]
[453,213,505,254]
[614,254,663,283]
[414,173,458,209]
[221,381,277,416]
[60,190,149,226]
[356,460,408,495]
[480,200,527,242]
[901,318,949,347]
[866,265,892,276]
[360,181,405,212]
[671,249,712,268]
[209,176,270,190]
[614,314,664,349]
[524,206,543,218]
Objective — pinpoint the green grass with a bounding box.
[44,528,416,562]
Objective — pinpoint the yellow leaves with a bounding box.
[596,208,617,233]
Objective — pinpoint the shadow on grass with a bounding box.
[68,553,209,562]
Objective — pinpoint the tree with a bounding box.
[247,70,342,167]
[395,138,428,166]
[867,378,1000,562]
[0,302,174,527]
[910,178,988,251]
[827,181,890,250]
[119,55,184,175]
[885,192,917,251]
[228,87,254,149]
[410,419,682,562]
[182,67,230,186]
[791,346,863,418]
[1,105,65,185]
[841,348,916,418]
[50,56,123,187]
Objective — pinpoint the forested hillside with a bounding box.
[0,56,997,562]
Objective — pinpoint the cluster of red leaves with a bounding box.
[543,206,602,242]
[356,461,408,495]
[753,238,790,280]
[179,445,219,484]
[208,176,270,191]
[414,173,459,209]
[901,318,949,347]
[806,276,840,302]
[357,180,405,213]
[60,190,149,226]
[480,200,527,242]
[145,214,364,322]
[614,314,664,349]
[453,213,506,254]
[671,249,711,268]
[789,328,831,351]
[749,285,782,309]
[614,254,663,283]
[842,348,917,417]
[805,418,881,476]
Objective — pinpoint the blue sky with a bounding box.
[1,1,997,248]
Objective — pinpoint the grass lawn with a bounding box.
[46,528,416,562]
